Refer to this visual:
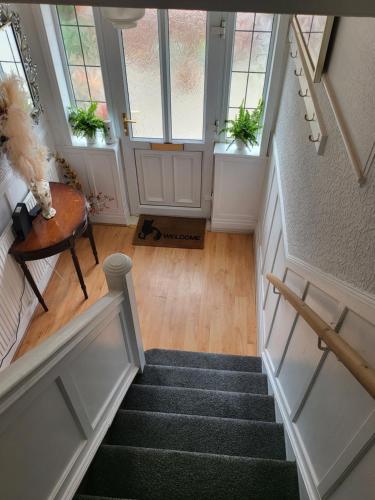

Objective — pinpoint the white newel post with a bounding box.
[103,253,145,371]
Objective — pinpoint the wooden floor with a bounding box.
[15,225,257,360]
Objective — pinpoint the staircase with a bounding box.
[75,349,299,500]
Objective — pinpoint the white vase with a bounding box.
[235,138,247,150]
[103,120,116,145]
[30,179,56,220]
[86,133,97,146]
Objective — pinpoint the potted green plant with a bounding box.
[221,100,264,151]
[68,102,105,145]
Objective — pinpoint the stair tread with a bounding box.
[82,445,299,500]
[135,364,268,394]
[76,496,134,500]
[145,348,262,372]
[108,409,285,460]
[123,384,275,421]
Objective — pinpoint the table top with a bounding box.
[10,182,87,257]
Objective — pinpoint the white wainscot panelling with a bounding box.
[135,150,202,208]
[68,314,130,427]
[59,144,129,225]
[211,152,267,233]
[296,310,375,495]
[263,236,286,344]
[328,444,375,500]
[261,200,282,300]
[261,166,278,263]
[0,381,84,500]
[266,268,306,374]
[278,283,343,416]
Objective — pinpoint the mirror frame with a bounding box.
[293,15,334,83]
[0,4,43,123]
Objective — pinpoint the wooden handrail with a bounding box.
[267,273,375,399]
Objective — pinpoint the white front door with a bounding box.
[116,9,226,218]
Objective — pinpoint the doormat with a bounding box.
[133,215,206,249]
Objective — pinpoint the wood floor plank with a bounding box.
[14,225,257,360]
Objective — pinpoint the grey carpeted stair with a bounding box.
[122,384,276,421]
[76,349,299,500]
[107,409,286,459]
[146,348,262,372]
[134,364,268,393]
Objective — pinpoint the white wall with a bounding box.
[273,17,375,294]
[256,16,375,500]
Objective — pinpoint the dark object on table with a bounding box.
[9,182,99,311]
[29,205,42,220]
[12,203,32,241]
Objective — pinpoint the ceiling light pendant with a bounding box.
[101,7,145,29]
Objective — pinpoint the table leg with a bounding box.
[19,260,48,312]
[70,245,88,300]
[86,222,99,264]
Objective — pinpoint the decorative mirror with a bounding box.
[0,4,42,122]
[294,15,334,83]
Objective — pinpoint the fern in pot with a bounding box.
[221,100,264,151]
[68,102,105,145]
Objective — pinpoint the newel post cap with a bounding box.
[103,253,133,280]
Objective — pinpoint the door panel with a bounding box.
[135,150,202,207]
[171,153,202,206]
[135,151,169,205]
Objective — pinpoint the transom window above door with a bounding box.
[121,9,207,142]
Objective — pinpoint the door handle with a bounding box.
[122,112,136,136]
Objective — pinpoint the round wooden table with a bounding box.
[9,182,99,311]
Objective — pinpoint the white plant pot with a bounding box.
[30,179,56,220]
[86,134,97,146]
[234,138,247,150]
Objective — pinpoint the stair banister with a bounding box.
[267,273,375,399]
[103,252,145,371]
[0,253,145,500]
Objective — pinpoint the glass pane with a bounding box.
[57,5,77,25]
[169,9,207,140]
[86,66,105,101]
[245,73,265,108]
[6,28,21,62]
[80,27,100,65]
[308,32,324,67]
[254,13,274,31]
[229,72,247,107]
[236,13,254,31]
[297,15,313,32]
[1,62,18,77]
[70,66,90,100]
[232,32,252,72]
[0,30,13,61]
[122,9,163,139]
[250,32,271,72]
[311,16,327,32]
[75,6,95,26]
[61,26,84,65]
[96,102,108,119]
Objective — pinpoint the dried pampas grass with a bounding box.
[0,75,47,183]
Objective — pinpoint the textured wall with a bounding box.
[274,17,375,294]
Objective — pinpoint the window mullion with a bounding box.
[158,9,172,142]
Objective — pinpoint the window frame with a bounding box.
[52,5,108,116]
[219,12,277,154]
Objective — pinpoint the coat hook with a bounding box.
[290,50,297,58]
[298,89,308,98]
[318,338,329,352]
[294,68,303,77]
[309,133,321,143]
[272,285,281,295]
[304,112,315,122]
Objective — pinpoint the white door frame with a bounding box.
[97,9,228,218]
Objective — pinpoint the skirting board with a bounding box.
[211,217,257,233]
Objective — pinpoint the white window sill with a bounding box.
[69,136,119,151]
[214,142,261,158]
